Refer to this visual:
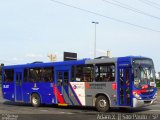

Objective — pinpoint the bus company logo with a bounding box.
[73,84,77,89]
[32,83,39,90]
[72,84,84,89]
[32,88,39,90]
[3,85,9,89]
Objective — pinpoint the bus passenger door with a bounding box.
[117,66,132,107]
[15,70,23,101]
[56,70,70,104]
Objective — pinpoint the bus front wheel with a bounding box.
[95,95,110,112]
[31,93,41,107]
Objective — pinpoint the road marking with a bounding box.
[40,109,49,112]
[59,111,74,114]
[59,111,65,114]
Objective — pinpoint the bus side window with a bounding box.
[4,69,14,83]
[75,65,94,82]
[95,64,115,82]
[57,72,62,86]
[83,66,94,82]
[75,66,83,82]
[64,72,69,85]
[28,68,37,82]
[27,67,54,83]
[43,67,54,82]
[71,66,75,82]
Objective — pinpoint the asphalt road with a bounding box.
[0,92,160,120]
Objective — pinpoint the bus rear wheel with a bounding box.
[31,93,41,107]
[95,95,110,112]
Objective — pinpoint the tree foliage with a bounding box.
[156,79,160,88]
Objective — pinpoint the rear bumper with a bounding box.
[133,98,156,108]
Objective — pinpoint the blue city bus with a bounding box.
[1,56,157,112]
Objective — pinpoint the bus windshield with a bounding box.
[133,59,156,89]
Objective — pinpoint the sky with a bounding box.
[0,0,160,72]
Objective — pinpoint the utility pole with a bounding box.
[92,21,99,58]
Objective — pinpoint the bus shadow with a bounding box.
[3,101,31,107]
[109,107,151,113]
[3,101,151,114]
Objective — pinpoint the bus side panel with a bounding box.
[37,82,54,104]
[2,83,15,101]
[2,69,15,101]
[22,83,33,103]
[22,82,55,104]
[69,82,85,106]
[85,82,117,107]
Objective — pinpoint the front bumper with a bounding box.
[133,98,157,108]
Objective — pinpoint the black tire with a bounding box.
[95,95,110,112]
[31,93,41,107]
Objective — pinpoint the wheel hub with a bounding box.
[99,99,107,108]
[32,97,38,105]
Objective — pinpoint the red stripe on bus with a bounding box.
[53,83,65,104]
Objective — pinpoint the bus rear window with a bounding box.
[4,69,14,82]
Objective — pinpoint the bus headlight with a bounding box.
[133,92,141,100]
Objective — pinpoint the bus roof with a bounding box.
[2,56,151,69]
[2,59,86,69]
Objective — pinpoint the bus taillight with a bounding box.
[112,83,117,90]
